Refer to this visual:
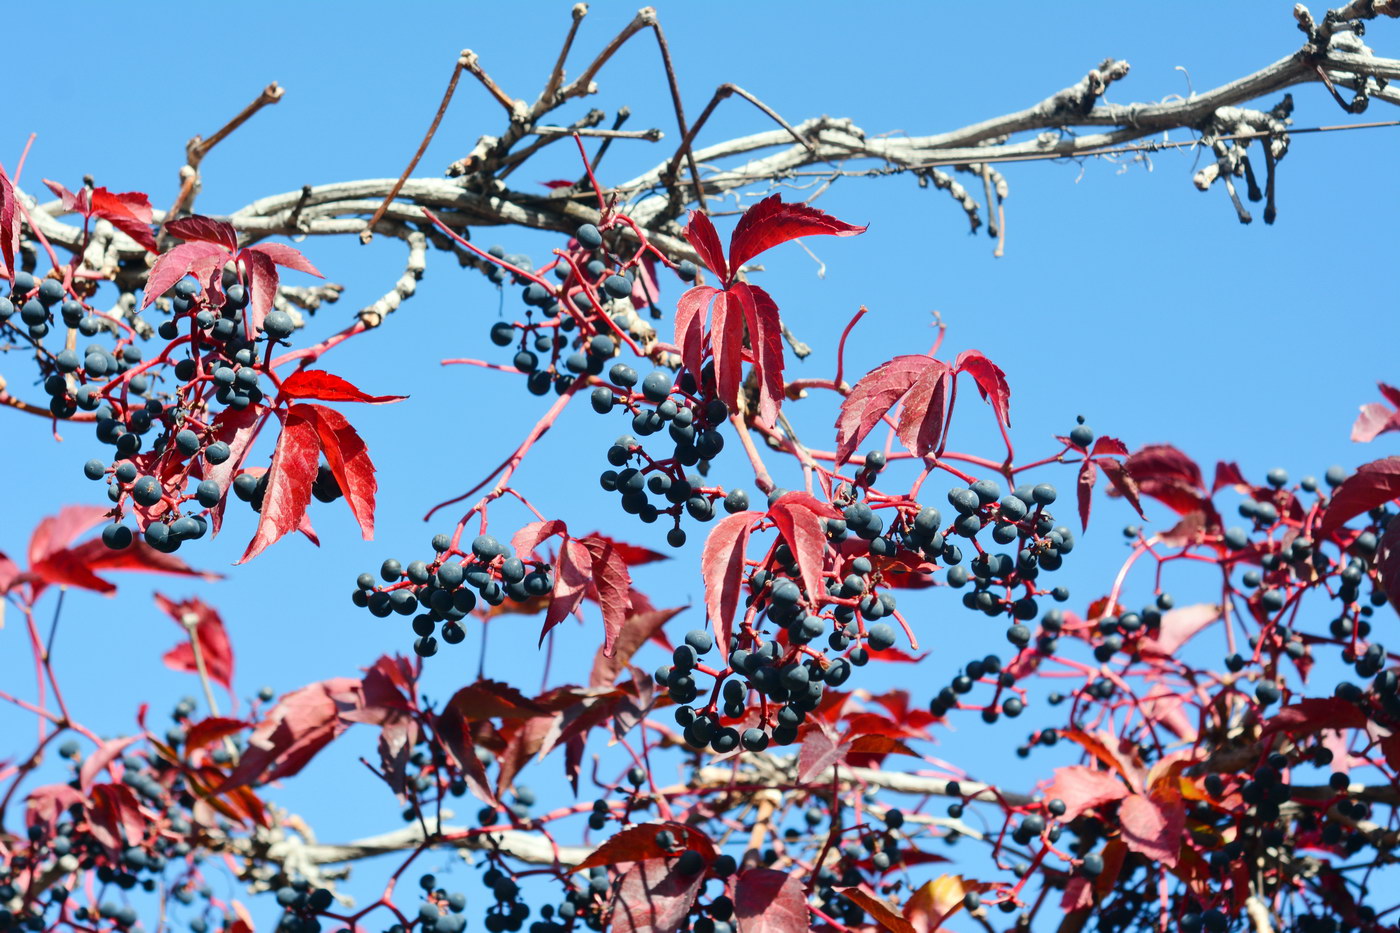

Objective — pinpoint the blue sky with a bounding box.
[2,0,1397,927]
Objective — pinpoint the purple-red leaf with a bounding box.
[157,593,235,694]
[797,719,845,782]
[242,247,279,336]
[1077,458,1098,531]
[280,369,406,405]
[709,290,746,418]
[726,194,866,276]
[682,211,728,283]
[610,858,705,933]
[1318,457,1400,540]
[895,359,951,457]
[0,165,17,275]
[542,538,593,644]
[1100,458,1145,519]
[1377,519,1400,615]
[835,355,933,466]
[1118,793,1183,867]
[1140,603,1218,657]
[245,242,323,277]
[1043,765,1129,821]
[674,286,716,381]
[732,868,809,933]
[237,406,321,563]
[701,511,761,666]
[205,406,263,535]
[767,492,833,603]
[580,535,634,657]
[306,405,379,541]
[1212,461,1249,494]
[577,822,716,871]
[142,241,228,310]
[731,282,785,424]
[955,349,1011,429]
[166,215,239,251]
[512,520,569,562]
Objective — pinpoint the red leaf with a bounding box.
[183,716,249,754]
[682,211,728,283]
[86,783,147,853]
[701,512,761,666]
[78,736,142,794]
[541,538,593,644]
[845,733,921,759]
[25,784,85,834]
[228,902,255,933]
[1318,457,1400,540]
[280,369,405,404]
[90,188,157,253]
[1100,458,1145,519]
[1043,765,1128,821]
[610,858,706,933]
[733,868,809,933]
[513,520,569,561]
[1377,519,1400,615]
[1125,445,1210,516]
[205,406,263,535]
[1266,698,1369,735]
[0,166,18,275]
[215,677,359,792]
[1090,436,1129,458]
[709,290,746,417]
[156,593,235,694]
[580,535,635,657]
[767,493,831,605]
[242,247,280,337]
[246,242,323,278]
[1352,403,1397,443]
[582,533,669,566]
[29,505,111,565]
[726,195,866,276]
[1379,382,1400,408]
[730,282,785,424]
[955,349,1011,429]
[73,538,219,587]
[835,355,933,466]
[577,821,716,871]
[591,605,687,687]
[166,215,239,250]
[305,403,381,538]
[433,705,497,806]
[0,551,19,593]
[673,286,716,381]
[1212,461,1249,494]
[141,241,229,310]
[895,359,951,457]
[833,888,914,933]
[238,406,321,563]
[1119,793,1183,866]
[447,680,547,720]
[797,719,845,782]
[1140,603,1219,657]
[1077,459,1098,531]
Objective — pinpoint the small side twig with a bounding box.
[362,53,470,244]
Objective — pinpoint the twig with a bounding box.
[161,82,284,241]
[361,53,469,244]
[537,3,590,107]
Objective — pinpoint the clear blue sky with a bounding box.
[2,0,1397,927]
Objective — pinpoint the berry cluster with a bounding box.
[31,270,309,554]
[350,532,553,657]
[480,223,696,400]
[594,366,742,546]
